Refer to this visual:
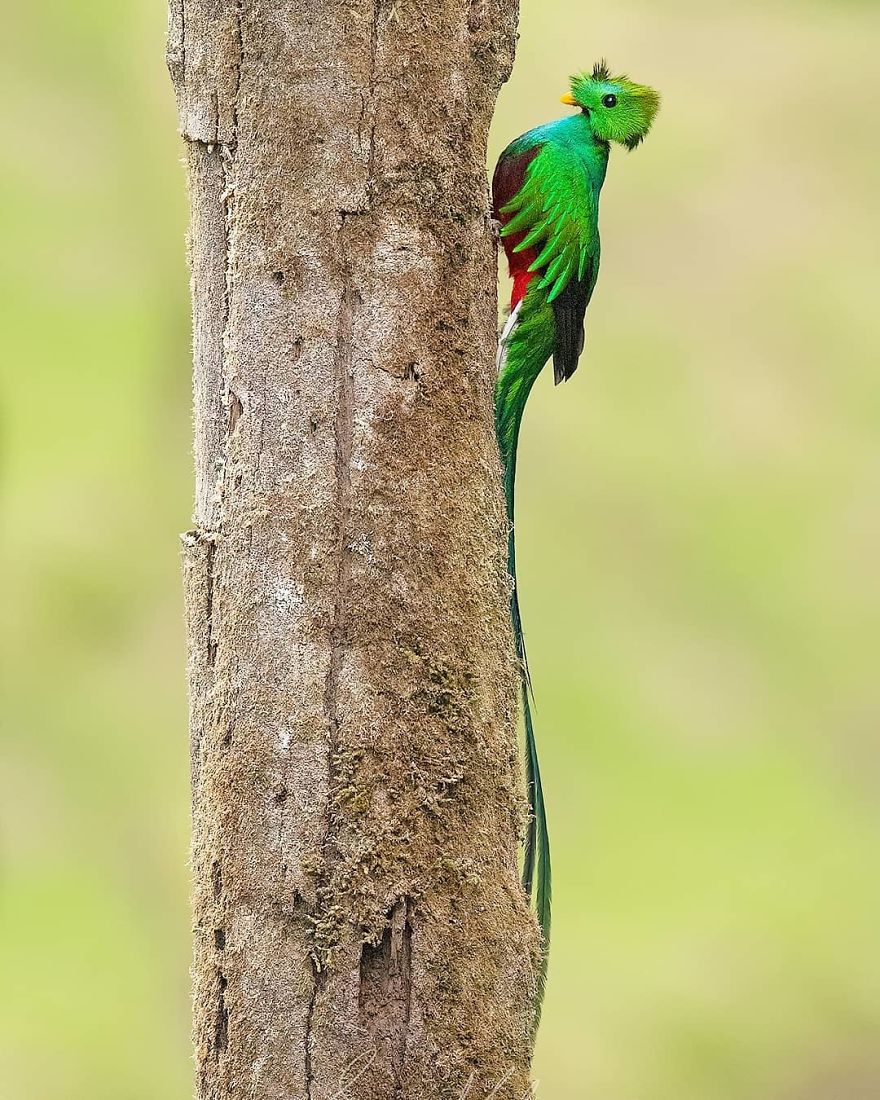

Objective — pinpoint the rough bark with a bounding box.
[170,2,537,1098]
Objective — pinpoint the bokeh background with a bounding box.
[3,1,879,1097]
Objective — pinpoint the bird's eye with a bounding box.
[602,93,618,108]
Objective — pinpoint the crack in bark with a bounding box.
[212,859,223,901]
[365,0,380,200]
[358,900,414,1097]
[324,275,356,839]
[232,0,244,140]
[304,978,317,1099]
[205,534,218,666]
[304,9,387,1089]
[215,971,229,1056]
[306,254,358,1100]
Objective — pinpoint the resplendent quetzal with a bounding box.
[493,61,659,986]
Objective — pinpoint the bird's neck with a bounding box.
[562,113,610,190]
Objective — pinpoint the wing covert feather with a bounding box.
[499,141,596,303]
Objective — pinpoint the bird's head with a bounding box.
[561,60,660,149]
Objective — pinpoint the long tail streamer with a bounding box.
[494,295,554,1012]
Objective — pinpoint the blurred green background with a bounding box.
[2,1,879,1097]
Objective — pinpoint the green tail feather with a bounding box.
[510,538,551,1023]
[524,687,551,1013]
[494,288,555,1012]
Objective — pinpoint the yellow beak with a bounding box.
[560,94,577,106]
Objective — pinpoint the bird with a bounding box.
[492,60,660,1004]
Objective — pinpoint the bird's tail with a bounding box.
[494,293,555,1003]
[523,679,551,1015]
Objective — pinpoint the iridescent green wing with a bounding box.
[500,140,597,303]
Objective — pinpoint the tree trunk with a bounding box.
[169,2,537,1097]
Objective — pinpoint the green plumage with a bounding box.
[502,116,602,302]
[493,61,659,1025]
